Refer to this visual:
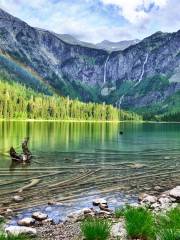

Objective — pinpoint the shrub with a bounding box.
[80,218,111,240]
[124,206,155,240]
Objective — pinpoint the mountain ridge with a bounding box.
[0,8,180,117]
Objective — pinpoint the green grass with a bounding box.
[0,234,32,240]
[158,207,180,230]
[80,218,111,240]
[158,229,180,240]
[157,207,180,240]
[114,207,125,218]
[124,206,155,240]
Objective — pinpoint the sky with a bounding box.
[0,0,180,43]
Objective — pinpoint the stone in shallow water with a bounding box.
[18,217,35,226]
[5,226,37,236]
[92,198,107,206]
[169,186,180,201]
[12,195,24,203]
[32,212,48,221]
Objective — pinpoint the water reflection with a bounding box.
[0,121,180,221]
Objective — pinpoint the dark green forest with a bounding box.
[0,76,142,121]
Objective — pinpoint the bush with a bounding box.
[80,218,111,240]
[124,206,155,240]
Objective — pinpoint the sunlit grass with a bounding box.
[0,234,32,240]
[124,206,155,240]
[81,218,111,240]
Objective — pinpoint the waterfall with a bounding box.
[103,55,110,84]
[116,94,124,108]
[135,53,149,86]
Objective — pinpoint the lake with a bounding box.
[0,121,180,223]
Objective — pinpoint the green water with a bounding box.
[0,121,180,219]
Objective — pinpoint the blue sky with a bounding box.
[0,0,180,43]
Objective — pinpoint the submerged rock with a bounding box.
[32,212,48,221]
[12,195,24,203]
[18,217,35,226]
[5,226,37,236]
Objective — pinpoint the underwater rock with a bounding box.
[12,195,24,203]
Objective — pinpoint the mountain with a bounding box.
[96,39,140,51]
[0,8,180,118]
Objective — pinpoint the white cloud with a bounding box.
[101,0,168,25]
[0,0,179,43]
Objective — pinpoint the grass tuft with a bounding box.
[124,206,155,240]
[158,229,180,240]
[0,234,32,240]
[80,218,111,240]
[114,207,125,218]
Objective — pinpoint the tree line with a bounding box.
[0,80,142,121]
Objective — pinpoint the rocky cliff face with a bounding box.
[0,8,180,114]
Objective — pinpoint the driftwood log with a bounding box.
[9,138,32,162]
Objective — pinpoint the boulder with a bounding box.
[111,221,126,239]
[169,186,180,201]
[99,203,111,212]
[18,217,35,226]
[32,212,48,221]
[141,195,157,205]
[92,198,107,206]
[98,210,112,217]
[138,193,148,202]
[158,197,172,205]
[5,226,37,236]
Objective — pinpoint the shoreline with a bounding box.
[0,119,180,123]
[2,185,180,239]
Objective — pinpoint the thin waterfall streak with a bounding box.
[119,94,124,108]
[103,55,110,84]
[135,53,149,86]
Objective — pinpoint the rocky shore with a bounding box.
[1,186,180,239]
